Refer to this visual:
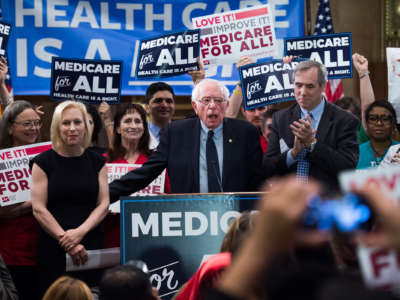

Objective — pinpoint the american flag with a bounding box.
[314,0,343,103]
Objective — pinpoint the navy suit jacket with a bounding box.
[263,101,359,191]
[109,117,263,202]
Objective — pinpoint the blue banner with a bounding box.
[50,57,122,104]
[2,0,304,95]
[136,29,200,79]
[284,32,353,79]
[121,193,257,299]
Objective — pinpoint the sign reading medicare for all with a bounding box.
[50,57,122,104]
[2,0,304,95]
[136,30,200,79]
[284,33,353,79]
[0,21,11,56]
[240,59,298,110]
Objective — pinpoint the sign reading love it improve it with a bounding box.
[192,5,277,66]
[0,142,52,206]
[50,57,122,104]
[240,60,298,110]
[136,30,200,79]
[0,21,11,56]
[284,32,352,79]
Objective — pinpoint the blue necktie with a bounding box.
[206,130,221,192]
[296,112,313,182]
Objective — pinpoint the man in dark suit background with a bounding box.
[263,60,359,191]
[109,79,262,202]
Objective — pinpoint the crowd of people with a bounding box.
[1,51,400,300]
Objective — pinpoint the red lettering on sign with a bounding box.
[371,249,390,277]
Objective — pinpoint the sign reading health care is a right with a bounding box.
[284,32,352,79]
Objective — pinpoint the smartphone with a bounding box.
[302,193,373,232]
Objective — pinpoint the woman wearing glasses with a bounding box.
[356,100,399,169]
[0,100,42,300]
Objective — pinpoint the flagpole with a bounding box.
[306,0,311,36]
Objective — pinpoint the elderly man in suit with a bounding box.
[109,79,262,202]
[263,60,359,191]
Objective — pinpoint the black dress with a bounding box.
[32,149,106,297]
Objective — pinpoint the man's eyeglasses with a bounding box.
[198,97,226,106]
[13,120,42,129]
[367,114,393,125]
[151,97,174,104]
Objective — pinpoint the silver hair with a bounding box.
[191,79,230,102]
[293,60,328,86]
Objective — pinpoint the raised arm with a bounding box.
[352,53,374,133]
[0,57,12,111]
[188,57,205,85]
[225,56,255,118]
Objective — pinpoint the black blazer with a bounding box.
[263,101,360,191]
[109,117,263,202]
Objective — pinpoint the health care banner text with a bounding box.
[2,0,304,95]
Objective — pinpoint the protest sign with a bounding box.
[136,30,200,79]
[284,32,352,79]
[106,163,165,196]
[121,193,258,299]
[339,166,400,291]
[0,21,11,56]
[50,57,122,104]
[240,59,298,110]
[387,48,400,123]
[0,142,52,206]
[192,5,277,66]
[3,0,304,95]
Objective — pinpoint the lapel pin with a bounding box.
[228,139,232,143]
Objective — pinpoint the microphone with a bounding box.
[211,160,224,193]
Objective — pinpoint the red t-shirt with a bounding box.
[260,133,268,154]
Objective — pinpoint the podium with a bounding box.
[120,192,260,299]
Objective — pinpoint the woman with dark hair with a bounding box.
[104,103,170,248]
[0,100,42,300]
[106,103,152,163]
[357,100,399,169]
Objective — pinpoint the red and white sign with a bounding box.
[358,247,400,290]
[0,142,52,206]
[340,166,400,291]
[106,163,165,196]
[339,166,400,202]
[192,5,277,66]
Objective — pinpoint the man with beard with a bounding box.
[357,100,399,169]
[144,82,176,149]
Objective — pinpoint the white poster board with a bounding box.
[0,142,52,206]
[192,5,277,66]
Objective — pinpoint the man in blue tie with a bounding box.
[263,60,359,191]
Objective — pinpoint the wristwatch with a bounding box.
[305,137,317,150]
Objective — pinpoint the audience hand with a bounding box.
[188,57,205,84]
[98,101,112,124]
[0,56,8,83]
[35,105,44,116]
[283,55,296,64]
[354,182,400,249]
[236,56,255,70]
[352,53,369,76]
